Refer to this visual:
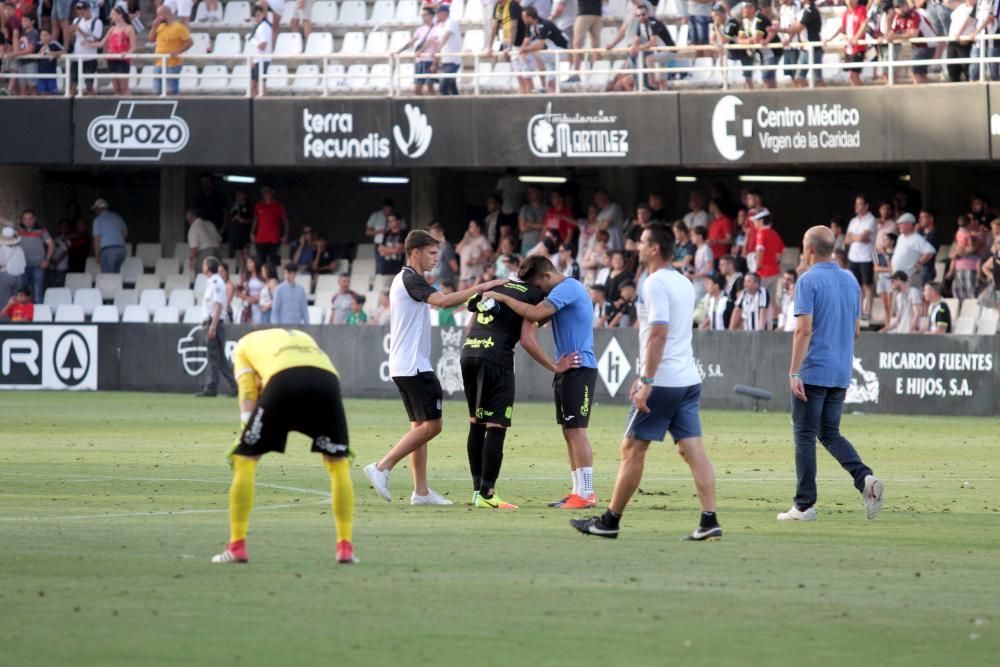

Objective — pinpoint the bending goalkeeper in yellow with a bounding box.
[211,328,357,565]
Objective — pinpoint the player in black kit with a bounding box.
[462,277,578,509]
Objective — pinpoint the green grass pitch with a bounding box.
[0,392,998,666]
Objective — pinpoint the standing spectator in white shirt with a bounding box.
[884,270,921,334]
[248,4,273,97]
[691,225,713,305]
[683,192,711,230]
[845,194,876,320]
[947,0,977,81]
[197,257,238,397]
[777,269,798,332]
[365,198,397,239]
[457,219,493,288]
[68,1,103,96]
[594,188,625,251]
[0,225,27,308]
[890,213,936,304]
[187,209,222,274]
[433,4,463,95]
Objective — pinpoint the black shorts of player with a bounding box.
[461,357,516,427]
[847,51,866,64]
[393,371,443,422]
[235,366,350,458]
[848,260,874,287]
[553,366,598,430]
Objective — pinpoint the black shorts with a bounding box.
[235,367,350,458]
[227,222,252,251]
[393,371,443,422]
[107,60,130,75]
[553,366,597,429]
[461,356,515,427]
[70,59,98,83]
[847,51,866,64]
[849,260,874,287]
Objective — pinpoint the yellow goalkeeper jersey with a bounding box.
[233,328,338,401]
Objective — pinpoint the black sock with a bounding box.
[466,423,487,491]
[601,509,621,528]
[479,427,506,497]
[700,511,719,528]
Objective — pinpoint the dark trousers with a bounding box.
[791,384,873,510]
[947,43,972,82]
[256,243,281,268]
[439,63,459,95]
[204,320,237,394]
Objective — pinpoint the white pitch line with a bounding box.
[0,473,330,497]
[0,500,327,523]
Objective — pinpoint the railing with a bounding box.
[2,33,999,97]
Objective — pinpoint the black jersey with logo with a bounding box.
[462,279,544,369]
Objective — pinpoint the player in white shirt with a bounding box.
[571,224,721,541]
[197,257,238,397]
[364,231,503,506]
[248,4,273,96]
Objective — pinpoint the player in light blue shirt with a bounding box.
[784,225,883,523]
[567,224,722,542]
[484,255,599,509]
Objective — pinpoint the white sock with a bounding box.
[570,469,579,495]
[579,467,594,498]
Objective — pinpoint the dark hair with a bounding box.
[692,225,708,240]
[925,281,941,295]
[523,5,539,18]
[405,229,439,255]
[720,254,735,264]
[21,208,35,218]
[219,261,230,274]
[829,216,845,228]
[204,257,221,274]
[709,273,725,288]
[745,271,761,283]
[856,193,870,206]
[589,284,606,294]
[560,243,575,253]
[339,272,351,279]
[518,255,558,282]
[284,262,299,273]
[672,220,689,234]
[637,203,651,212]
[784,268,798,279]
[891,270,908,282]
[620,281,636,291]
[353,294,367,305]
[383,197,396,207]
[441,279,456,290]
[920,206,936,218]
[16,287,31,297]
[643,223,675,261]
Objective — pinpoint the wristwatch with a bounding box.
[639,376,654,385]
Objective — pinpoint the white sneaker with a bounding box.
[363,463,392,502]
[863,475,885,520]
[410,489,453,506]
[777,506,817,521]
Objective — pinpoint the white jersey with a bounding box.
[636,267,701,387]
[389,266,437,377]
[201,273,229,322]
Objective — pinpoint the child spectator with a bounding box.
[35,28,63,95]
[437,280,459,327]
[947,228,980,300]
[370,290,391,326]
[874,232,897,326]
[1,287,34,321]
[345,294,367,326]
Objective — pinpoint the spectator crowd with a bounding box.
[4,0,1000,96]
[2,172,999,335]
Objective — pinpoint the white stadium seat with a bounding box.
[462,0,482,24]
[198,65,231,93]
[388,30,410,53]
[368,63,391,90]
[364,31,389,54]
[274,32,304,57]
[43,287,72,307]
[91,305,120,323]
[229,64,251,92]
[305,32,335,55]
[222,1,251,26]
[172,242,189,259]
[54,304,85,322]
[134,243,162,267]
[193,274,208,301]
[153,306,181,323]
[73,288,103,316]
[607,0,629,19]
[32,304,53,322]
[135,274,162,292]
[120,257,144,286]
[84,257,100,277]
[311,0,338,26]
[368,0,395,26]
[462,29,484,53]
[976,309,999,334]
[179,65,200,93]
[292,64,322,92]
[326,63,347,89]
[308,306,324,325]
[155,257,181,277]
[139,288,167,311]
[397,61,415,88]
[391,0,418,25]
[953,317,976,335]
[121,305,150,323]
[164,274,192,292]
[344,64,370,88]
[339,0,368,26]
[340,31,365,54]
[958,300,981,320]
[449,0,465,21]
[189,32,212,56]
[113,289,139,310]
[168,289,196,310]
[64,272,93,295]
[214,32,243,57]
[265,64,291,91]
[183,306,204,324]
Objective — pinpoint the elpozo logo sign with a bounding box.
[528,102,629,159]
[710,94,862,161]
[86,101,190,161]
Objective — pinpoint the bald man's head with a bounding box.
[804,225,836,259]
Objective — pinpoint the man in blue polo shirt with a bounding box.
[485,254,598,509]
[784,225,884,522]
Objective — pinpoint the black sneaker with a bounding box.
[682,525,722,542]
[570,516,619,539]
[195,390,218,397]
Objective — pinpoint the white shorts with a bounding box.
[285,0,313,21]
[165,0,193,18]
[266,0,287,16]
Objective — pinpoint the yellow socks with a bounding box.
[324,457,354,543]
[229,456,257,544]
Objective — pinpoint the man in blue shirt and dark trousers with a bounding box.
[784,226,884,522]
[271,263,310,325]
[485,255,598,509]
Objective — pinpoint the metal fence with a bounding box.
[2,34,999,97]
